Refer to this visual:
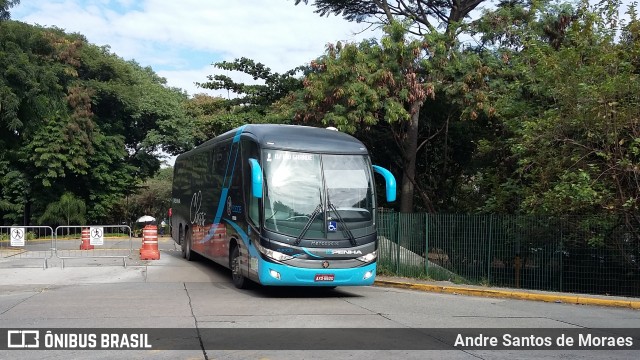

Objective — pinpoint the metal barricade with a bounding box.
[0,226,54,269]
[54,225,132,268]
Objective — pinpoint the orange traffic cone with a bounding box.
[140,224,160,260]
[79,227,94,250]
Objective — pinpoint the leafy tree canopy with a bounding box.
[197,57,306,116]
[294,0,488,38]
[0,0,19,21]
[0,20,190,225]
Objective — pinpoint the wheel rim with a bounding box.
[181,230,190,258]
[232,250,241,280]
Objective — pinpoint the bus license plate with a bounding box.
[314,274,335,282]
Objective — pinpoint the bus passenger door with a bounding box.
[243,139,261,281]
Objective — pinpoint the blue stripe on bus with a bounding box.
[202,126,246,244]
[222,126,244,185]
[302,248,322,258]
[223,218,259,257]
[226,141,241,188]
[233,125,246,143]
[199,187,228,244]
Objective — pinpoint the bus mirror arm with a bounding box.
[248,158,263,198]
[372,165,396,202]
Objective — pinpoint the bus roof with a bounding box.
[188,124,369,155]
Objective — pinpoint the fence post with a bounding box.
[395,212,401,274]
[487,214,493,285]
[424,213,429,275]
[559,219,564,292]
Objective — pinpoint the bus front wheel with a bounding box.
[230,246,248,289]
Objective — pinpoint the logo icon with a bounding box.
[322,261,330,268]
[7,330,39,348]
[91,228,102,239]
[328,221,337,232]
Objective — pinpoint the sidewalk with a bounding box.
[374,275,640,310]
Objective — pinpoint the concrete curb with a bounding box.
[374,280,640,310]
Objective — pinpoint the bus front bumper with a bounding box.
[257,260,376,286]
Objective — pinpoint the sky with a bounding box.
[12,0,636,96]
[12,0,381,97]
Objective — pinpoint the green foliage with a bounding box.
[0,0,19,21]
[3,0,639,251]
[296,22,431,133]
[180,94,260,144]
[0,21,192,225]
[294,0,488,37]
[290,20,495,213]
[186,58,307,146]
[38,192,86,226]
[471,0,640,232]
[197,57,305,115]
[109,167,173,226]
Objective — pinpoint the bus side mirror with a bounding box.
[248,158,263,198]
[372,165,396,202]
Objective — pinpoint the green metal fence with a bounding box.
[377,212,640,298]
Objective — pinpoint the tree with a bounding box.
[109,167,173,226]
[294,23,433,212]
[197,57,305,116]
[180,58,310,147]
[0,21,191,224]
[289,22,493,212]
[0,0,19,21]
[294,0,490,212]
[295,0,486,40]
[468,0,640,229]
[38,192,86,226]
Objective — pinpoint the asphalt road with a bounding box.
[0,237,638,359]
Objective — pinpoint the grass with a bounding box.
[377,262,471,285]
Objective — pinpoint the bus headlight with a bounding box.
[356,251,377,263]
[255,241,293,261]
[269,269,281,280]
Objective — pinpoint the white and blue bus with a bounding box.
[170,124,396,288]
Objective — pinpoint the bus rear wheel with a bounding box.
[230,245,248,289]
[181,229,195,261]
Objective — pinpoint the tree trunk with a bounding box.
[399,102,420,213]
[23,198,31,226]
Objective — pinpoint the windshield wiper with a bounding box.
[328,202,358,247]
[293,203,323,246]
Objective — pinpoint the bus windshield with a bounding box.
[262,150,375,240]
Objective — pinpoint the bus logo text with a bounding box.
[326,250,362,255]
[190,191,206,226]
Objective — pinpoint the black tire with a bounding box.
[179,228,186,258]
[182,228,195,261]
[230,245,248,289]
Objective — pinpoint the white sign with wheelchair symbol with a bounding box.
[90,226,104,246]
[10,227,26,247]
